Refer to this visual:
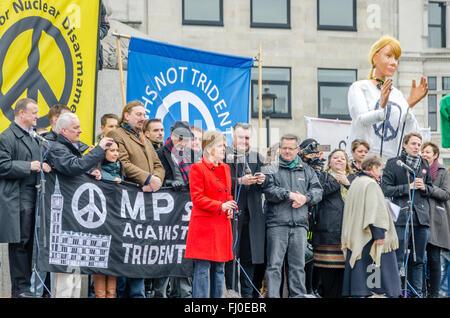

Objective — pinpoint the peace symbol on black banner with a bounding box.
[37,172,194,279]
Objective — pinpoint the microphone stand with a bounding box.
[379,105,387,158]
[33,137,49,297]
[396,107,410,157]
[231,154,241,293]
[403,169,417,298]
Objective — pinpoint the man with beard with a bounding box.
[107,100,165,298]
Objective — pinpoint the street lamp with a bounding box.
[262,87,277,148]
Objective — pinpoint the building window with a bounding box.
[442,76,450,90]
[428,1,446,48]
[318,68,357,120]
[428,94,438,131]
[251,67,291,118]
[428,76,437,90]
[317,0,356,31]
[182,0,223,26]
[251,0,290,29]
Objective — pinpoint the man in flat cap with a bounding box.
[153,121,194,298]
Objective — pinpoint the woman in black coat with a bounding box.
[421,142,450,297]
[312,149,356,298]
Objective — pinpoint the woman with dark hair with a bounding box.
[184,130,236,298]
[99,140,123,183]
[350,139,370,174]
[421,142,450,297]
[341,154,401,298]
[92,140,123,298]
[312,149,356,298]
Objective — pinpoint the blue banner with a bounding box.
[126,37,253,142]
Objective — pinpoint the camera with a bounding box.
[299,142,319,157]
[299,143,325,170]
[307,156,326,169]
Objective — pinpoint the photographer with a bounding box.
[299,139,326,174]
[298,139,324,296]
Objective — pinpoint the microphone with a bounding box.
[30,130,49,144]
[396,160,415,174]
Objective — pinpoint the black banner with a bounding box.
[37,172,193,278]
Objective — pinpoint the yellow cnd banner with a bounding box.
[0,0,100,145]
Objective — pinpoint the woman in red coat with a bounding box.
[185,130,236,298]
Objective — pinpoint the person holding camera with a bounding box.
[298,138,325,297]
[224,123,267,298]
[299,138,326,174]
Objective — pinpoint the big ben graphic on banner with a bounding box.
[0,0,101,145]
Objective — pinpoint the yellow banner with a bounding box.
[0,0,100,145]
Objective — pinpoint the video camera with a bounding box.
[299,142,320,157]
[307,156,326,169]
[299,141,326,169]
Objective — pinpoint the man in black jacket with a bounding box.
[45,112,113,297]
[154,121,193,298]
[143,118,165,150]
[156,121,193,190]
[0,98,52,297]
[224,123,266,298]
[46,112,113,177]
[382,132,433,297]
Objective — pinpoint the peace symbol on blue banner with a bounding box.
[126,37,253,143]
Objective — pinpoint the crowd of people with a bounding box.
[0,97,449,299]
[0,33,449,299]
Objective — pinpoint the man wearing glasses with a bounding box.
[262,134,323,298]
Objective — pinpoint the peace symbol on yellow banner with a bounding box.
[0,0,100,145]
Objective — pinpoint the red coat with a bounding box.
[184,157,234,262]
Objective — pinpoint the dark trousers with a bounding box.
[315,267,344,298]
[9,204,35,297]
[225,261,239,292]
[395,224,429,297]
[252,263,266,298]
[305,261,320,294]
[425,243,442,297]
